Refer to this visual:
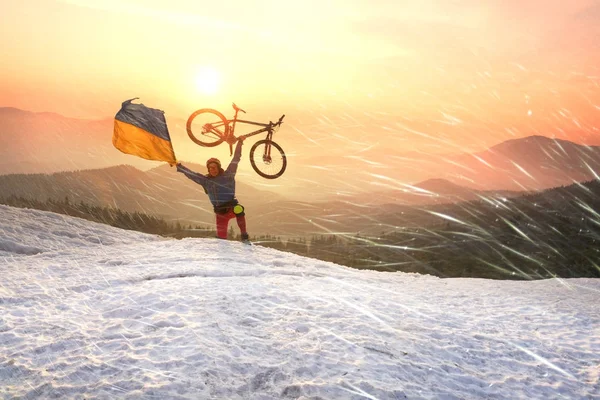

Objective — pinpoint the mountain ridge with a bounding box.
[3,106,600,199]
[0,163,287,231]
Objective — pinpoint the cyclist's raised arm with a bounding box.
[225,140,243,175]
[177,163,208,186]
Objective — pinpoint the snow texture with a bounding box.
[1,205,599,399]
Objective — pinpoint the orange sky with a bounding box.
[1,0,600,154]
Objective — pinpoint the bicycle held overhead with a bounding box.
[186,103,287,179]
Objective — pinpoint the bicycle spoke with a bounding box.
[187,109,228,147]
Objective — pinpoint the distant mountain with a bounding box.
[4,106,600,201]
[439,135,600,190]
[312,135,600,200]
[414,178,470,193]
[2,162,599,240]
[295,178,600,279]
[0,163,458,237]
[0,164,287,230]
[324,177,600,238]
[413,178,523,200]
[0,107,146,174]
[321,178,524,207]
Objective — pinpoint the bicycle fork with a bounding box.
[262,130,274,163]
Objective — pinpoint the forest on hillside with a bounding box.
[3,179,599,280]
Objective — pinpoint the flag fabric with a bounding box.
[113,98,177,164]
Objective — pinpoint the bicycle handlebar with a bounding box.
[271,114,285,127]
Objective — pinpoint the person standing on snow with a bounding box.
[176,138,249,242]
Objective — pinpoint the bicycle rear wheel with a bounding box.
[186,109,228,147]
[249,139,287,179]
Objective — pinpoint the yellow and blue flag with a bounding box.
[113,98,177,164]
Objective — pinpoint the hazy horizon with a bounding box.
[2,0,600,203]
[2,1,600,158]
[2,103,600,202]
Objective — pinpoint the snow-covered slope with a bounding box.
[1,205,598,399]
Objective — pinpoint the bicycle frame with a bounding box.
[186,103,288,178]
[232,119,274,140]
[224,104,284,155]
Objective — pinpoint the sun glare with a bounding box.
[195,66,220,95]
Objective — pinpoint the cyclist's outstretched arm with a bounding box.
[177,163,208,186]
[225,140,243,175]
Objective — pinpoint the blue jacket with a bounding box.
[177,141,243,209]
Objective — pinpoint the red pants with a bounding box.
[215,210,247,239]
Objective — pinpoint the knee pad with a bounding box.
[233,204,245,216]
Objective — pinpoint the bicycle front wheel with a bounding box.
[249,139,287,179]
[186,109,228,147]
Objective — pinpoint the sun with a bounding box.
[195,66,220,95]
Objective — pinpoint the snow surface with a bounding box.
[1,204,599,399]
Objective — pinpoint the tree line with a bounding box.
[3,180,599,281]
[0,195,193,236]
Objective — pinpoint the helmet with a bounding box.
[206,158,221,168]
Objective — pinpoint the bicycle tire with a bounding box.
[186,108,229,147]
[249,139,287,179]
